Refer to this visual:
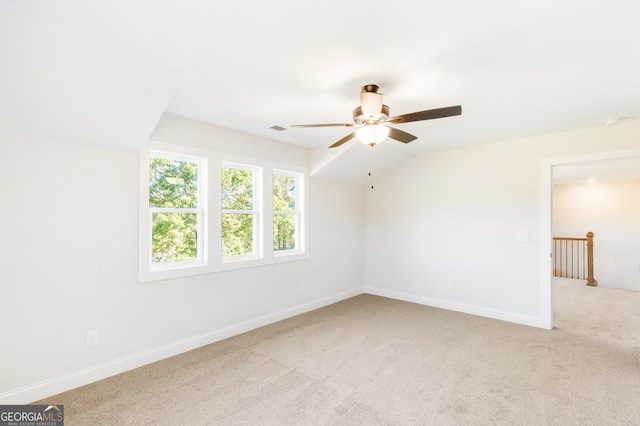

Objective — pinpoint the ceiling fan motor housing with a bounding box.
[353,105,389,125]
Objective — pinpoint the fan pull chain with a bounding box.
[369,144,374,189]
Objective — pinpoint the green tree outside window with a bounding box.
[149,157,200,264]
[273,174,296,251]
[221,167,255,256]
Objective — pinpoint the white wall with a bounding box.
[364,119,640,328]
[0,116,364,403]
[4,114,640,403]
[553,180,640,291]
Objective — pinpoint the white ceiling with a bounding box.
[2,1,640,184]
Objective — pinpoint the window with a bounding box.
[273,171,303,253]
[139,141,307,282]
[221,164,260,259]
[147,152,206,269]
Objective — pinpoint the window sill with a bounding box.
[139,252,309,283]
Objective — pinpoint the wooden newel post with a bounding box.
[586,231,598,287]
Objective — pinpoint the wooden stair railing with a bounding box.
[553,231,598,286]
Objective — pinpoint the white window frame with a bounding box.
[139,147,209,282]
[272,169,305,257]
[221,162,262,263]
[139,141,308,283]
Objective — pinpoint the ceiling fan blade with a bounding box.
[329,132,356,148]
[387,105,462,124]
[292,123,355,128]
[387,126,418,144]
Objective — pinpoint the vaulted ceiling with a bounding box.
[2,1,640,184]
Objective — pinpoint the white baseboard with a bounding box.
[1,286,545,403]
[364,286,544,329]
[0,287,363,405]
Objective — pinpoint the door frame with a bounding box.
[539,147,640,329]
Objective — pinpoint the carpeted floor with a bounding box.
[36,279,640,425]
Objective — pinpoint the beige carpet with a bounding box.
[36,280,640,425]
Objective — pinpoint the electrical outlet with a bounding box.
[447,281,454,291]
[86,330,99,348]
[426,279,433,288]
[298,283,304,293]
[516,231,530,242]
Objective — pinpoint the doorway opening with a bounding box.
[541,149,640,329]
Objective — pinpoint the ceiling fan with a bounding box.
[291,84,462,148]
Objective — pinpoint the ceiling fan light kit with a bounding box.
[291,84,462,149]
[356,124,390,146]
